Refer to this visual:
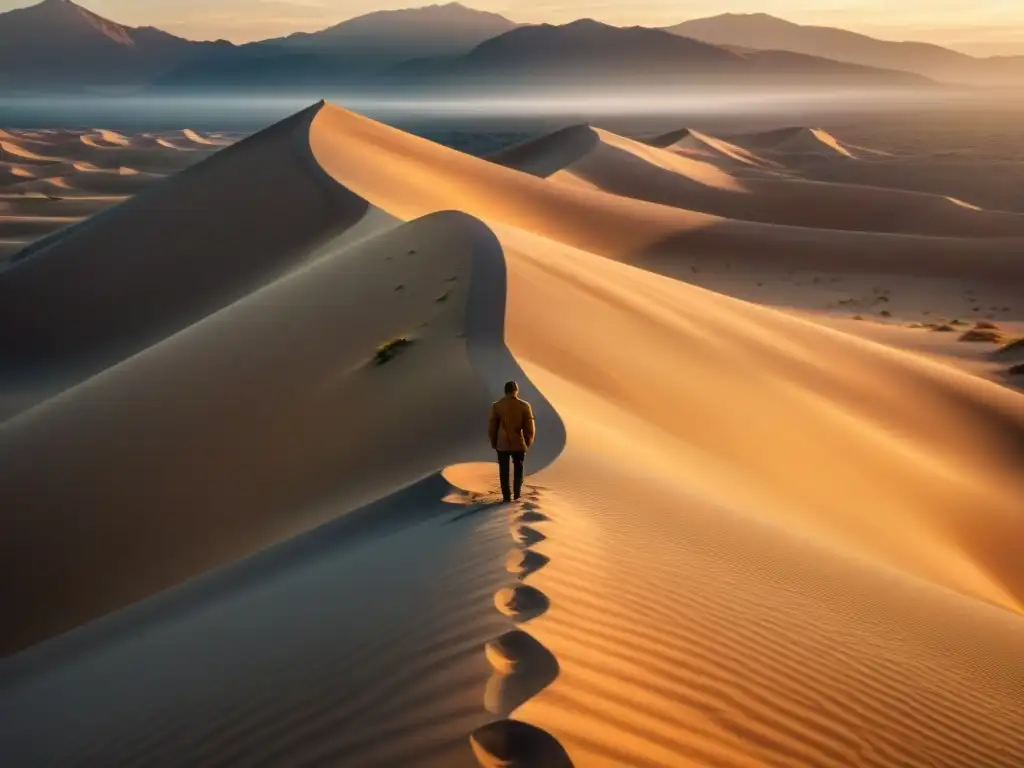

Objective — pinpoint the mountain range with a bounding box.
[382,19,930,90]
[0,0,1019,92]
[667,13,1024,84]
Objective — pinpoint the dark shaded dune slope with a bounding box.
[0,103,368,381]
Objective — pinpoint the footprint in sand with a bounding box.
[474,494,569,767]
[513,525,547,547]
[516,508,551,524]
[494,584,550,622]
[506,549,550,580]
[484,629,560,716]
[471,719,575,767]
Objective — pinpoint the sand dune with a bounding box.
[0,195,126,218]
[0,128,236,260]
[0,208,544,653]
[731,125,863,158]
[5,170,160,197]
[1,102,1022,767]
[0,163,38,184]
[0,238,26,261]
[0,214,82,239]
[154,136,193,150]
[94,129,131,146]
[493,124,1024,236]
[479,231,1024,765]
[310,106,1024,284]
[0,139,63,163]
[79,134,123,150]
[646,127,779,169]
[181,128,233,147]
[0,106,363,379]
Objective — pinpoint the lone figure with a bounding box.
[489,380,536,503]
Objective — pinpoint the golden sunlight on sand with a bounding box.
[0,102,1021,767]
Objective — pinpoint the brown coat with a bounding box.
[489,395,536,452]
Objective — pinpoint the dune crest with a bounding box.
[0,139,62,163]
[733,125,860,157]
[181,128,232,146]
[647,126,777,168]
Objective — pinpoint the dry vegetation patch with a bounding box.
[959,329,1004,343]
[374,337,413,365]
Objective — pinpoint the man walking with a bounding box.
[488,380,536,503]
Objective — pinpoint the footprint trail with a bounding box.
[470,488,574,766]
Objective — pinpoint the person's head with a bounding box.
[504,381,519,396]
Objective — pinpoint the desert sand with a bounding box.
[0,127,238,264]
[1,101,1022,767]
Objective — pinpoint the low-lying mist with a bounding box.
[0,85,985,132]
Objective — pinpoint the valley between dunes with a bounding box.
[1,101,1022,767]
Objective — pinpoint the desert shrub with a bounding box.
[996,338,1024,357]
[974,320,999,330]
[374,337,413,365]
[959,329,1003,343]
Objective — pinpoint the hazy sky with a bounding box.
[3,0,1023,50]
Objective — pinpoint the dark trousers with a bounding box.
[497,450,525,501]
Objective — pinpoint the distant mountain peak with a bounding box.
[664,11,989,81]
[344,2,512,22]
[0,0,231,88]
[425,2,479,10]
[17,0,136,46]
[563,17,611,28]
[692,12,798,27]
[262,1,517,58]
